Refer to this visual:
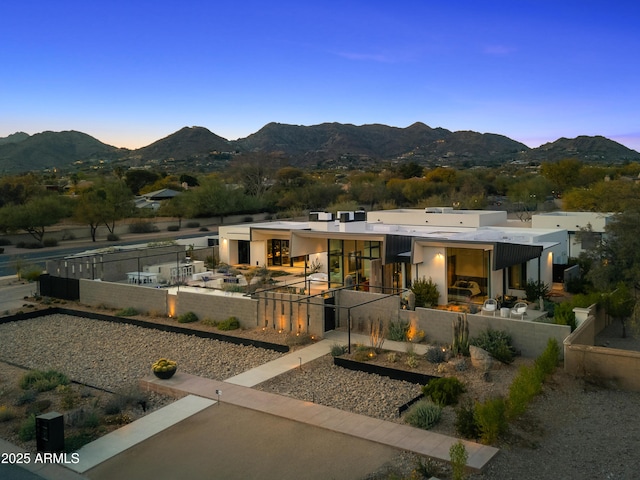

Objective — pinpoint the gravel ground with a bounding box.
[0,314,283,391]
[2,314,640,479]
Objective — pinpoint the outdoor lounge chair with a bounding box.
[480,298,498,316]
[510,302,528,320]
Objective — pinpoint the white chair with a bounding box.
[481,298,498,316]
[511,302,528,320]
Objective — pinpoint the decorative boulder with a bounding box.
[469,345,493,372]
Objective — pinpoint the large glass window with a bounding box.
[328,239,381,287]
[508,263,527,290]
[446,247,490,302]
[267,239,290,266]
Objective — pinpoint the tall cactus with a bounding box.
[452,313,470,356]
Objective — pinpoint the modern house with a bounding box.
[530,211,613,260]
[218,208,568,305]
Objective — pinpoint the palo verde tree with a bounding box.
[0,193,72,244]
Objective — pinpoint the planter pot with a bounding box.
[153,368,177,380]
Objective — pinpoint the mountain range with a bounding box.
[1,122,639,174]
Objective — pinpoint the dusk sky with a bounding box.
[2,1,639,151]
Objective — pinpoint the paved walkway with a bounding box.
[5,329,498,478]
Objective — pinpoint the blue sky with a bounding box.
[2,1,639,152]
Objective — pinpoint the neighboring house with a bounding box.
[531,211,613,260]
[134,188,181,210]
[218,208,568,304]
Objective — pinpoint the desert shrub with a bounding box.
[535,338,560,378]
[242,216,254,223]
[425,345,447,364]
[506,365,542,420]
[167,225,180,231]
[199,226,209,232]
[14,390,37,406]
[200,318,217,327]
[18,414,37,441]
[405,352,419,368]
[422,377,466,406]
[524,280,550,302]
[216,316,239,330]
[330,343,346,357]
[411,276,440,307]
[177,311,199,323]
[21,266,43,281]
[186,221,200,228]
[455,400,480,439]
[103,396,124,415]
[107,233,120,241]
[386,351,397,363]
[404,400,442,430]
[507,338,560,420]
[0,247,3,254]
[475,397,508,445]
[116,307,139,317]
[285,332,313,346]
[0,405,17,422]
[354,349,374,361]
[0,238,11,245]
[26,399,52,416]
[43,238,58,247]
[20,370,69,392]
[128,220,158,233]
[449,441,469,480]
[552,302,577,330]
[413,457,443,479]
[55,385,77,410]
[17,241,44,249]
[470,328,516,364]
[387,320,409,341]
[64,432,97,453]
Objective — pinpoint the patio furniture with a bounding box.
[480,298,498,316]
[510,302,528,320]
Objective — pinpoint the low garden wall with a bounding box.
[399,307,570,359]
[564,304,640,391]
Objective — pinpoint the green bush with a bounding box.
[107,233,120,241]
[449,441,469,480]
[18,414,36,441]
[455,400,480,439]
[330,343,346,357]
[422,377,466,406]
[186,221,200,228]
[411,277,440,307]
[20,370,69,392]
[216,316,239,330]
[552,302,577,330]
[0,238,11,246]
[177,311,198,323]
[404,400,442,430]
[475,397,508,445]
[470,328,516,364]
[535,338,560,378]
[167,225,180,231]
[116,307,139,317]
[387,320,409,341]
[524,280,550,302]
[285,332,313,346]
[506,365,542,420]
